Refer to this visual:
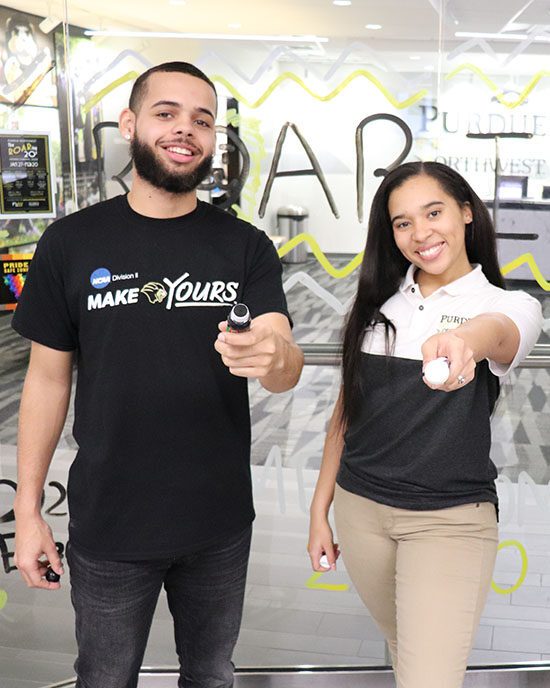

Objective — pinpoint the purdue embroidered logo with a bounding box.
[140,282,168,304]
[437,314,470,332]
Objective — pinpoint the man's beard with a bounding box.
[131,136,213,194]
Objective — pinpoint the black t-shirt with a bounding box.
[12,195,290,560]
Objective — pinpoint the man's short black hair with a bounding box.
[129,61,217,113]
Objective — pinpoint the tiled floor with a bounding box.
[1,258,550,687]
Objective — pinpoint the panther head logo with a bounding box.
[140,282,167,304]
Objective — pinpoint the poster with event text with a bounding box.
[0,130,55,219]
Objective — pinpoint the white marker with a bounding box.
[319,554,331,569]
[424,357,450,385]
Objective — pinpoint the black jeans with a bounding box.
[67,525,252,688]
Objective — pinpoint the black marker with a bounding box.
[227,303,251,332]
[45,542,64,583]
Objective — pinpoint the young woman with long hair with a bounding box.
[308,162,542,688]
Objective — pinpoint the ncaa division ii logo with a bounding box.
[90,268,111,289]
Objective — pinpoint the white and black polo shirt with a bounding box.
[336,264,543,511]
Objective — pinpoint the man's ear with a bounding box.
[118,108,135,141]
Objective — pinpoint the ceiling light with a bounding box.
[333,1,352,5]
[228,23,241,29]
[455,30,550,42]
[365,24,382,30]
[169,0,186,4]
[84,30,329,42]
[409,55,421,60]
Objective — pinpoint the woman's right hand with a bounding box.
[308,514,340,571]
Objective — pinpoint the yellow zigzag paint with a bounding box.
[83,71,140,114]
[501,252,550,291]
[80,63,549,118]
[278,236,550,290]
[211,71,427,110]
[82,69,426,116]
[446,63,550,109]
[277,233,364,279]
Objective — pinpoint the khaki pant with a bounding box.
[334,484,498,688]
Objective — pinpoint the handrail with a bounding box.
[300,342,550,367]
[43,662,550,687]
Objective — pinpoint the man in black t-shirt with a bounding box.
[12,61,303,688]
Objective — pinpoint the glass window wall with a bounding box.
[0,1,549,684]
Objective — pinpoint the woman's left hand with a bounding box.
[421,331,476,392]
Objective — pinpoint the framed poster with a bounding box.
[0,252,31,311]
[0,130,56,219]
[0,9,56,108]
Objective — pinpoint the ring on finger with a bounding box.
[457,374,466,385]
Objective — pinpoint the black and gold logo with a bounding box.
[140,282,167,304]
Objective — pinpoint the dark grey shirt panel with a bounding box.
[337,353,500,510]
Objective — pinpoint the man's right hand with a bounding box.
[15,515,63,589]
[13,342,72,590]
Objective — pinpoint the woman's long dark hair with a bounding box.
[341,161,504,428]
